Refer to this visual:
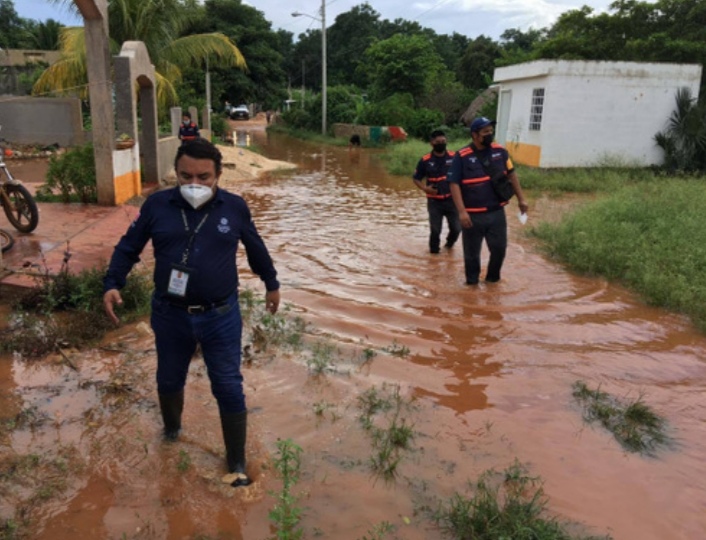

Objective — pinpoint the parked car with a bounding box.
[230,104,250,120]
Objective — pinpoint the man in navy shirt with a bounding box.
[103,139,280,487]
[448,117,529,285]
[413,129,461,254]
[178,111,200,145]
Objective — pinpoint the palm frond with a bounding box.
[32,28,88,98]
[160,33,248,72]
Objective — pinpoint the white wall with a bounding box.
[494,61,703,167]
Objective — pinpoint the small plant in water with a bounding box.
[358,521,396,540]
[357,384,417,483]
[381,339,410,358]
[572,380,669,454]
[268,438,304,540]
[432,461,611,540]
[306,341,338,375]
[177,450,191,472]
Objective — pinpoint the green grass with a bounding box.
[530,178,706,332]
[431,462,610,540]
[572,381,668,455]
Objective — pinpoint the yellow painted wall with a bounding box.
[114,170,141,205]
[507,142,541,167]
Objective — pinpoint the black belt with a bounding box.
[169,298,230,314]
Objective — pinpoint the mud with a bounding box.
[0,128,705,539]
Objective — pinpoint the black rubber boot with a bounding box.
[220,410,251,487]
[158,390,184,442]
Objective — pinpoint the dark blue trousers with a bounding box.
[150,293,245,414]
[461,208,507,284]
[428,198,461,253]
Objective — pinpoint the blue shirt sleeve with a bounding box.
[103,197,154,292]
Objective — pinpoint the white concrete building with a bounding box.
[493,60,703,167]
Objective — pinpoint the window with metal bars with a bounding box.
[529,88,545,131]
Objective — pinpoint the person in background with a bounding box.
[448,117,529,284]
[178,112,200,145]
[102,139,280,488]
[412,129,461,254]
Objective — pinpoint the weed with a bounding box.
[2,253,152,357]
[357,384,417,483]
[572,380,668,454]
[358,521,396,539]
[306,341,338,375]
[431,461,610,540]
[360,347,377,364]
[240,290,307,354]
[177,450,191,472]
[312,401,331,417]
[268,438,305,540]
[381,339,410,358]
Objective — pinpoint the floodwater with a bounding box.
[1,128,706,539]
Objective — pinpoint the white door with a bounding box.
[497,89,512,145]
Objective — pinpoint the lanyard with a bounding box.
[180,209,210,265]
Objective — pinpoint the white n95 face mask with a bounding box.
[180,184,213,209]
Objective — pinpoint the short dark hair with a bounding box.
[175,139,223,174]
[182,111,191,119]
[429,129,445,140]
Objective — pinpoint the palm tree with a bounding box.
[33,0,246,111]
[654,87,706,172]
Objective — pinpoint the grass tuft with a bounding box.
[571,381,669,454]
[431,461,611,540]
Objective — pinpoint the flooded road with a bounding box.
[1,129,706,539]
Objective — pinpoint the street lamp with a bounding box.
[292,1,327,136]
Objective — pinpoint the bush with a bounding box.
[358,93,443,139]
[42,143,97,203]
[211,114,228,139]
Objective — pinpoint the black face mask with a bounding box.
[481,134,494,147]
[433,143,447,153]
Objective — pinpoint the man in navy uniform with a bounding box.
[103,139,280,487]
[448,117,529,284]
[413,129,461,254]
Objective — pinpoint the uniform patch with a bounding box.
[217,217,231,234]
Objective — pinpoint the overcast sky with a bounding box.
[16,0,614,41]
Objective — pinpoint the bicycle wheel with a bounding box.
[0,228,14,253]
[2,183,39,233]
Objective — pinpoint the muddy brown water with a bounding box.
[1,130,705,539]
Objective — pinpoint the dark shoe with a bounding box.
[220,410,251,487]
[444,241,455,249]
[430,250,440,254]
[466,280,479,286]
[159,390,184,442]
[485,276,501,283]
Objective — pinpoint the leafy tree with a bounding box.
[185,0,290,107]
[497,27,544,66]
[33,0,246,113]
[359,33,447,103]
[326,3,381,87]
[0,0,33,48]
[457,36,501,90]
[291,29,324,91]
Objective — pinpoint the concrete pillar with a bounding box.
[171,107,182,137]
[75,0,115,205]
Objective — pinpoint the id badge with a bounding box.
[168,264,192,297]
